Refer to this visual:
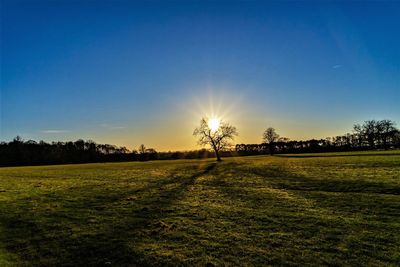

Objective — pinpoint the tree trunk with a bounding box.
[383,138,388,150]
[269,142,274,155]
[215,151,222,161]
[368,137,375,149]
[211,141,221,161]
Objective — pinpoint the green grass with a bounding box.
[0,150,399,266]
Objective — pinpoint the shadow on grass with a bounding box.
[208,162,400,213]
[1,160,399,266]
[0,162,217,266]
[206,162,400,265]
[248,166,400,195]
[275,152,399,158]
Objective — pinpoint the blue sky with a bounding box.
[1,1,399,150]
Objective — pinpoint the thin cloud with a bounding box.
[41,130,68,134]
[332,64,343,69]
[110,126,126,130]
[99,124,126,130]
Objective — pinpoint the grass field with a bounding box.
[0,151,399,266]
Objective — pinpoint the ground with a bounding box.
[0,151,399,266]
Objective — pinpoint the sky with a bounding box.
[1,0,399,151]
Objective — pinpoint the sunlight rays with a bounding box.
[187,87,245,126]
[208,117,221,132]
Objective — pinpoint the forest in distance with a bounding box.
[1,119,399,167]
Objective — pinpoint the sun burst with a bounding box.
[208,117,220,132]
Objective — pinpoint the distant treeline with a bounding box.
[1,119,399,167]
[237,120,400,155]
[0,138,234,167]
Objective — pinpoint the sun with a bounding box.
[208,117,220,132]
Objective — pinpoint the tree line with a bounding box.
[236,119,400,155]
[1,119,399,166]
[0,137,236,167]
[0,137,131,166]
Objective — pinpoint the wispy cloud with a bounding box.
[110,126,126,129]
[99,124,126,130]
[41,130,69,134]
[332,64,343,69]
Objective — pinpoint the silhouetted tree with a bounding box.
[363,120,378,148]
[263,127,279,155]
[352,119,398,149]
[138,144,146,154]
[193,118,238,161]
[377,120,397,150]
[145,148,158,160]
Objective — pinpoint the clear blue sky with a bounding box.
[1,0,399,151]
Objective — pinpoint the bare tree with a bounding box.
[138,144,146,154]
[353,120,398,149]
[363,120,378,148]
[353,124,364,147]
[263,127,279,155]
[378,120,397,150]
[193,118,238,161]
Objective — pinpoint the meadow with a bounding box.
[0,151,399,266]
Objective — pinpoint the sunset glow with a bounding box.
[1,1,399,152]
[1,2,399,265]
